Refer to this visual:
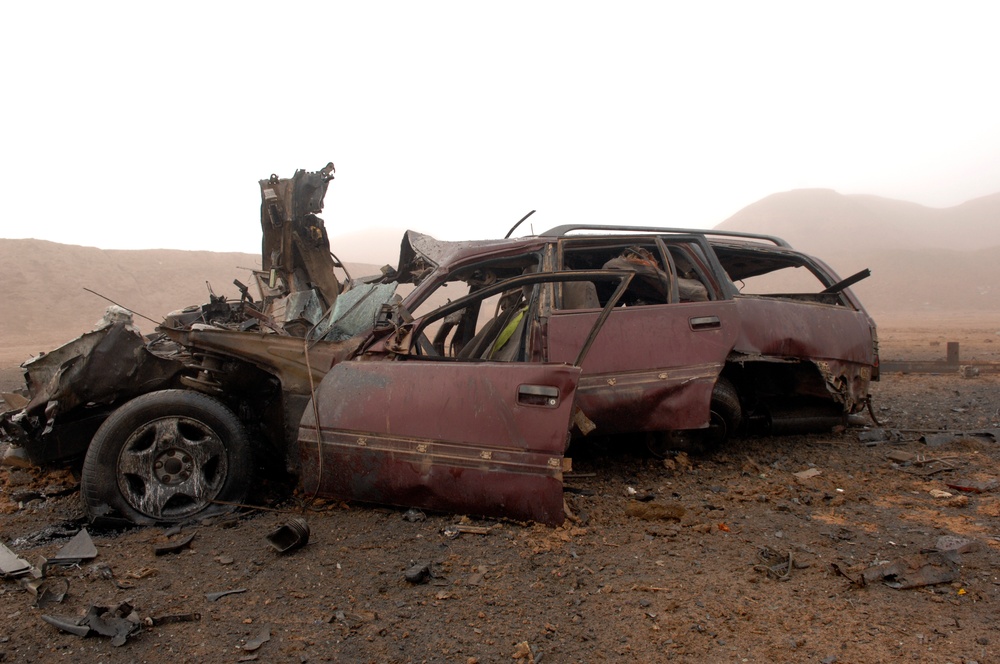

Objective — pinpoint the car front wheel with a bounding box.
[81,390,253,524]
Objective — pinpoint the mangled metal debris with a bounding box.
[265,517,309,553]
[43,602,142,646]
[205,587,247,602]
[240,625,271,653]
[32,577,69,609]
[41,528,97,572]
[0,541,33,578]
[833,545,964,590]
[861,551,961,589]
[153,532,196,556]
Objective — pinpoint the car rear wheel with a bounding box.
[647,377,742,456]
[81,390,253,524]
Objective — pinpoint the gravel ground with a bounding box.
[2,338,1000,663]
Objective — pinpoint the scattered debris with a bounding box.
[922,433,964,447]
[241,625,271,652]
[402,508,426,522]
[793,468,822,480]
[932,536,977,554]
[144,612,201,627]
[890,452,957,476]
[125,567,157,580]
[859,429,904,444]
[754,546,794,581]
[265,517,309,553]
[42,529,97,571]
[945,479,999,494]
[0,542,33,578]
[42,602,142,646]
[205,588,248,602]
[154,532,196,556]
[442,524,491,539]
[30,577,69,608]
[858,551,961,589]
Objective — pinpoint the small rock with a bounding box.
[512,641,534,661]
[945,495,970,508]
[935,536,976,554]
[404,563,430,584]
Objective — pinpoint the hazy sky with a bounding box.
[2,2,997,257]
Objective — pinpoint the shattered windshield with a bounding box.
[311,282,398,342]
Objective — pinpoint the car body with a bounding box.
[1,165,878,526]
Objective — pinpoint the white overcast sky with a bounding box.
[2,2,998,256]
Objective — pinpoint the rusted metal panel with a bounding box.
[544,301,739,432]
[572,366,718,433]
[732,297,875,364]
[731,297,876,410]
[298,362,581,525]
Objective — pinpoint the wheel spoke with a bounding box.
[177,428,226,468]
[130,480,179,518]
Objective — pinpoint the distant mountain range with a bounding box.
[1,189,997,363]
[716,189,1000,315]
[716,188,1000,253]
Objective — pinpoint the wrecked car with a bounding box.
[1,164,879,526]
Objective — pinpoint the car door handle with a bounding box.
[518,384,560,407]
[689,315,721,330]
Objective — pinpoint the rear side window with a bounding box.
[557,238,716,309]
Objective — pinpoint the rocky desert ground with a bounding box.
[1,312,999,663]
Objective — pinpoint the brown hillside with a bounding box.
[0,239,378,364]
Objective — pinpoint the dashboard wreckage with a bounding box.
[1,164,879,526]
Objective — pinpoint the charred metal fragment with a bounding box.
[2,310,185,464]
[259,163,340,311]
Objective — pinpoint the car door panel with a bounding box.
[545,300,740,432]
[298,361,581,525]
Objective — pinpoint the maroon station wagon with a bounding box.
[2,166,878,526]
[290,226,878,524]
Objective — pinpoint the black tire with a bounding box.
[647,377,742,456]
[81,389,253,525]
[707,376,742,443]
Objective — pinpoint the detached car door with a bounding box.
[297,271,630,525]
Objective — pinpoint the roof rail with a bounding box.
[539,224,791,248]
